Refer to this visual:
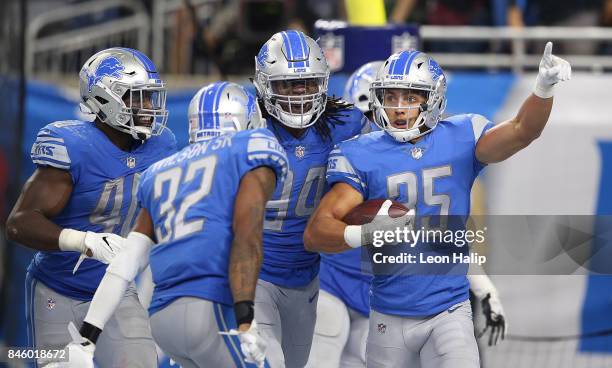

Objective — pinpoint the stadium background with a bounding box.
[1,0,612,367]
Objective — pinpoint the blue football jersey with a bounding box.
[259,106,368,287]
[319,115,377,316]
[319,249,371,316]
[326,114,494,317]
[28,120,177,300]
[138,129,288,314]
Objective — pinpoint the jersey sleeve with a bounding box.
[136,169,152,212]
[347,107,371,137]
[30,125,80,181]
[326,143,367,198]
[365,120,381,133]
[240,129,289,187]
[355,110,371,136]
[161,127,179,156]
[331,106,371,143]
[469,114,495,175]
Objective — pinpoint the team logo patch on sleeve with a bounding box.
[31,138,71,169]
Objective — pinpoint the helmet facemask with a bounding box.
[117,84,168,140]
[260,75,327,129]
[371,77,446,143]
[253,30,330,130]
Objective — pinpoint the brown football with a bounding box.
[342,199,409,225]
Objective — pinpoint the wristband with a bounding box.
[343,225,362,248]
[234,301,255,326]
[79,321,102,345]
[58,229,86,253]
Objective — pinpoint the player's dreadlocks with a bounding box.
[258,96,355,143]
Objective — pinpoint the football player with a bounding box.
[60,82,288,368]
[6,48,176,367]
[307,61,508,368]
[304,43,570,367]
[251,30,370,368]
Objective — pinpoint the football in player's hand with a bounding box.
[343,199,409,225]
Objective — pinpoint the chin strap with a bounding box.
[276,106,316,129]
[132,125,152,140]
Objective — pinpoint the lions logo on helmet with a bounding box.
[188,82,262,143]
[256,43,269,68]
[428,58,444,82]
[87,56,125,92]
[370,50,447,143]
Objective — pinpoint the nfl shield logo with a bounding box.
[127,157,136,168]
[392,32,419,54]
[47,297,56,310]
[411,147,424,160]
[295,146,306,159]
[319,33,344,72]
[377,323,386,334]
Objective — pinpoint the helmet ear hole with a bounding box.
[94,96,109,105]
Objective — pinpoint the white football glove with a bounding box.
[534,41,572,99]
[221,320,267,367]
[44,322,95,368]
[469,274,507,346]
[239,320,267,368]
[344,200,415,248]
[82,231,125,264]
[59,229,125,273]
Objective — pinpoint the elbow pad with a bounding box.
[106,232,153,282]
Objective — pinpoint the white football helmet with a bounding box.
[254,30,329,129]
[343,61,384,113]
[371,51,447,142]
[188,82,262,143]
[79,48,168,140]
